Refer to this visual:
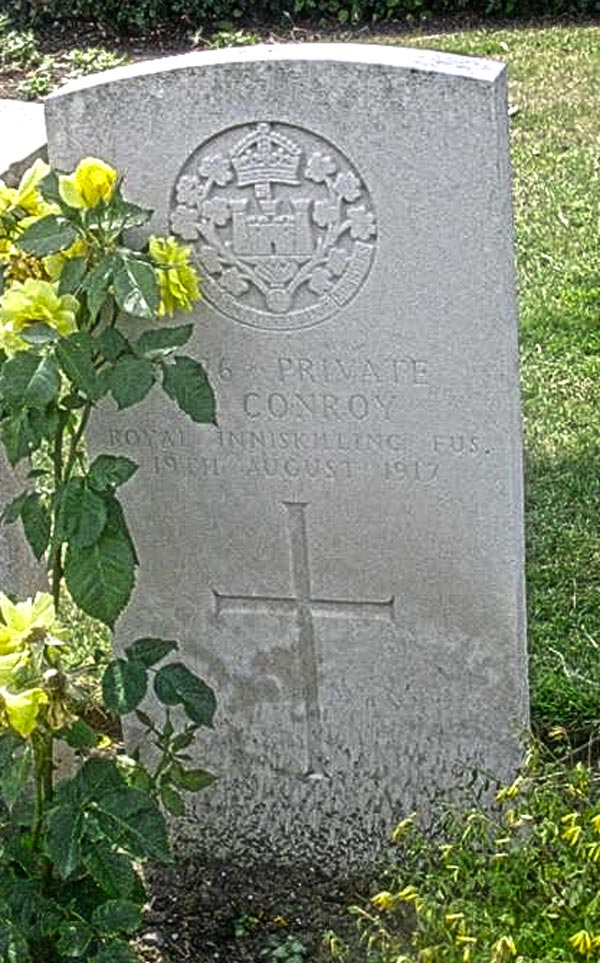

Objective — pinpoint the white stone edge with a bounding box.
[48,42,505,101]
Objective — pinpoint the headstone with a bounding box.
[0,454,47,598]
[46,45,528,867]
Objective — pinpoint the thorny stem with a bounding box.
[63,401,93,483]
[51,422,64,614]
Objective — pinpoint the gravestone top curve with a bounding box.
[49,43,505,101]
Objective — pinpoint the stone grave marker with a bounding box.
[46,44,528,866]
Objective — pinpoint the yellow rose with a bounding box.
[0,279,79,345]
[12,159,54,216]
[58,157,117,209]
[0,686,48,738]
[149,235,201,316]
[0,182,18,216]
[0,592,59,655]
[0,652,26,686]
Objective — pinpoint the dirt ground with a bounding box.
[133,853,380,962]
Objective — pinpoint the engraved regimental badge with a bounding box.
[170,122,378,330]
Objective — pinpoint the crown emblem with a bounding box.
[231,123,301,190]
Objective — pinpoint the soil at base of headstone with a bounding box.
[134,853,383,963]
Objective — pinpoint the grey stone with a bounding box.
[0,99,47,186]
[46,44,528,867]
[0,454,46,598]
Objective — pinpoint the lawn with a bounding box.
[0,16,598,963]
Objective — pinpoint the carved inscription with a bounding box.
[104,352,492,484]
[171,122,377,330]
[212,502,394,777]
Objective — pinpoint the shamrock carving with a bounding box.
[170,206,199,241]
[305,152,337,183]
[347,205,376,240]
[198,154,234,186]
[333,171,361,203]
[313,200,339,228]
[176,175,203,208]
[201,197,231,226]
[308,268,333,294]
[221,267,249,296]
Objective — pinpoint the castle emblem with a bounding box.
[171,122,378,330]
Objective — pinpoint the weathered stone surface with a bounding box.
[46,44,528,867]
[0,99,47,186]
[0,454,47,598]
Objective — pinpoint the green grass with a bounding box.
[381,23,600,740]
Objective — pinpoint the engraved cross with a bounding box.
[212,502,395,777]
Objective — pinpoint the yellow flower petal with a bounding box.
[370,891,396,912]
[0,279,79,338]
[0,652,26,686]
[13,159,52,215]
[0,686,48,737]
[0,592,60,654]
[570,930,594,956]
[58,157,117,210]
[149,235,200,316]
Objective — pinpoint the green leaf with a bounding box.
[38,168,61,205]
[154,663,217,728]
[96,326,127,362]
[83,842,139,899]
[44,803,82,877]
[109,355,155,410]
[56,331,97,398]
[18,214,78,256]
[57,921,93,957]
[113,253,159,319]
[20,491,50,559]
[162,356,216,424]
[0,351,60,409]
[58,255,88,295]
[113,196,153,230]
[54,477,107,549]
[135,323,193,360]
[102,659,147,715]
[75,756,125,801]
[83,255,116,321]
[1,411,39,465]
[60,719,97,749]
[72,486,108,548]
[0,743,32,808]
[19,322,59,346]
[170,730,197,752]
[99,788,171,862]
[0,919,30,962]
[88,454,138,491]
[160,784,185,816]
[92,899,142,936]
[124,637,178,668]
[171,766,217,792]
[1,490,29,524]
[90,939,140,963]
[64,527,136,627]
[54,476,85,543]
